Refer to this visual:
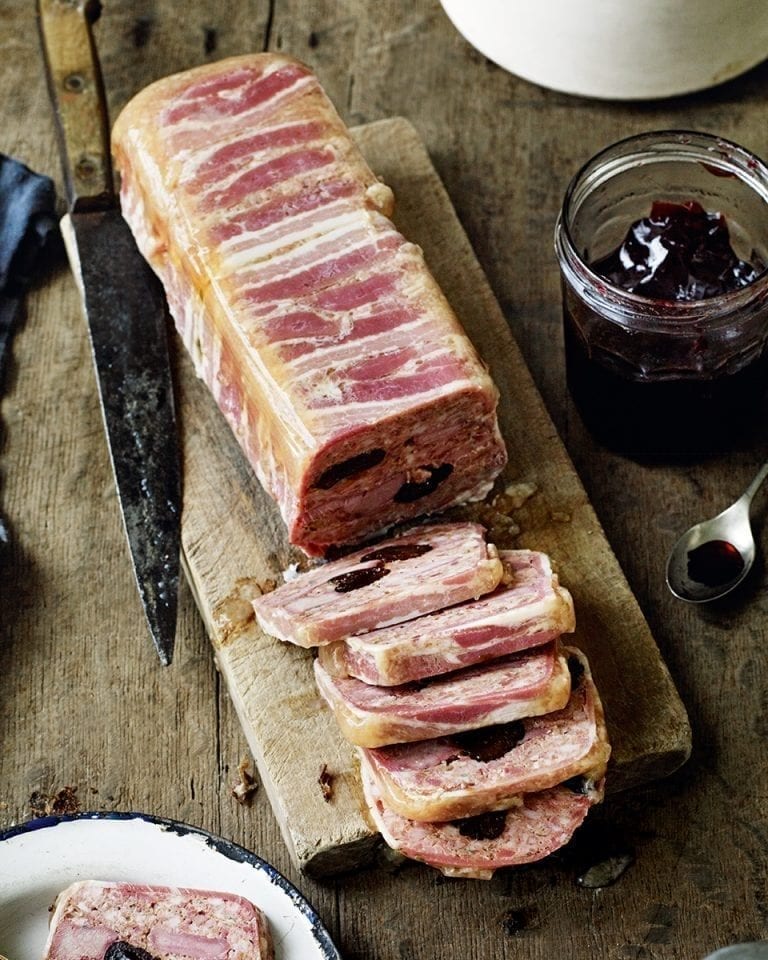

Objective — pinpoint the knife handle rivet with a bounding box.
[63,73,86,94]
[75,154,101,181]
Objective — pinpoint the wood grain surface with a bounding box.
[180,115,690,875]
[2,1,768,958]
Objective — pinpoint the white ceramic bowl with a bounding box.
[440,0,768,100]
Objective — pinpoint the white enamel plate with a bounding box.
[0,812,341,960]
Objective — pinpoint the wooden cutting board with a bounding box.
[179,116,692,877]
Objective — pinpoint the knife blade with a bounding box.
[38,0,181,665]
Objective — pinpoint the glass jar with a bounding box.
[555,130,768,458]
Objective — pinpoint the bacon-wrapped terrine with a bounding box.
[112,54,507,556]
[317,549,575,685]
[313,642,571,747]
[252,521,502,647]
[358,647,610,821]
[42,880,273,960]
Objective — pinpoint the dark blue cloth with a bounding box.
[0,153,57,297]
[0,154,58,553]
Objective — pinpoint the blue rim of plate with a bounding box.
[0,810,341,960]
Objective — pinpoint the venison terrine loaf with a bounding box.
[42,881,273,960]
[112,54,507,556]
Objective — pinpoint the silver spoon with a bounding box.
[704,944,768,959]
[666,459,768,603]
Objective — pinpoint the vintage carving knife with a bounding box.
[38,0,181,665]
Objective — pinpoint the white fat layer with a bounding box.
[219,208,368,273]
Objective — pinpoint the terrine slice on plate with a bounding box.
[252,521,503,647]
[358,647,610,821]
[313,642,571,748]
[112,53,507,556]
[317,549,575,685]
[42,880,273,960]
[362,763,604,880]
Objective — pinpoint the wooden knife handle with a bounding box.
[38,0,114,211]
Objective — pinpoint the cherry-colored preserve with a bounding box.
[591,200,760,300]
[564,200,768,456]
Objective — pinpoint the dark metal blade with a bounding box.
[69,208,181,665]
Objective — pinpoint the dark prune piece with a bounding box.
[452,721,526,762]
[360,543,433,562]
[562,775,591,795]
[567,655,585,687]
[328,564,390,592]
[314,449,386,489]
[105,943,158,960]
[393,463,453,503]
[456,809,508,841]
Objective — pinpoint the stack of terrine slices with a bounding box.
[253,521,611,879]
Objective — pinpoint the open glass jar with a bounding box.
[555,130,768,457]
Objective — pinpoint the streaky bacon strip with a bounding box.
[195,120,326,182]
[209,179,359,243]
[201,147,336,213]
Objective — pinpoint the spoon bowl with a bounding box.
[666,459,768,603]
[704,944,768,960]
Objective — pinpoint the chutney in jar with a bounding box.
[555,131,768,458]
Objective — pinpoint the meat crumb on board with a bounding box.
[318,764,335,802]
[29,785,80,817]
[232,757,259,805]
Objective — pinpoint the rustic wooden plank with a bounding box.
[179,115,691,876]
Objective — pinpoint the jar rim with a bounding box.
[556,129,768,330]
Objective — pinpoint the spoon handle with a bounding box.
[742,459,768,505]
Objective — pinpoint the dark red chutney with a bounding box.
[591,200,760,300]
[564,200,768,457]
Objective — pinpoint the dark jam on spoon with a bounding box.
[563,199,768,457]
[686,539,745,587]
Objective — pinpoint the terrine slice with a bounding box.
[252,521,503,647]
[317,549,575,685]
[42,880,273,960]
[362,763,604,879]
[358,647,610,821]
[112,53,507,556]
[313,642,571,748]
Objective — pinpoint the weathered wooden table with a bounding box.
[2,2,768,958]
